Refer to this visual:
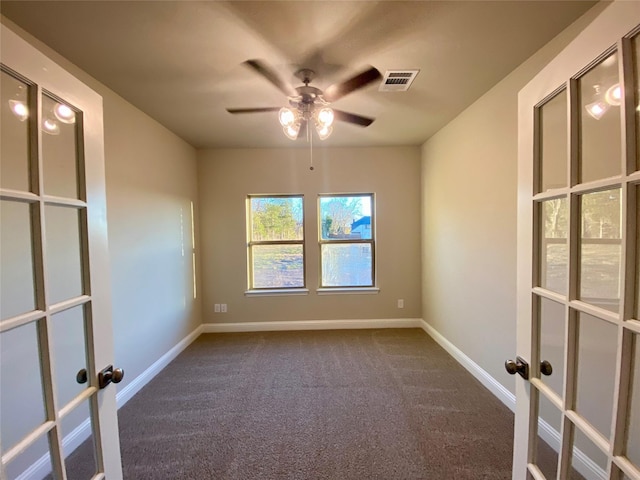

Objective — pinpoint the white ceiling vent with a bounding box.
[379,70,419,92]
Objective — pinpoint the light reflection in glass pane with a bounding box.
[252,244,303,288]
[540,90,568,192]
[540,198,568,294]
[575,312,617,438]
[580,189,621,313]
[579,53,621,183]
[42,94,79,199]
[1,70,30,191]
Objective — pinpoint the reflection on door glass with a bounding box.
[633,34,640,173]
[534,392,562,479]
[1,200,36,319]
[575,312,617,438]
[625,333,640,468]
[539,90,568,192]
[0,321,47,451]
[42,94,80,199]
[570,426,609,479]
[51,306,89,408]
[45,205,84,304]
[1,70,30,191]
[540,198,568,295]
[538,297,565,397]
[579,53,621,183]
[580,189,621,313]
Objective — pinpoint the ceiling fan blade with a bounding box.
[333,109,375,127]
[244,59,297,97]
[226,107,281,114]
[323,66,382,103]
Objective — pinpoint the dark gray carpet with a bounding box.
[61,329,520,479]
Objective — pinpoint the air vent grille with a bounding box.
[379,70,420,92]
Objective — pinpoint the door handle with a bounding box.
[98,365,125,389]
[505,356,529,380]
[540,360,553,376]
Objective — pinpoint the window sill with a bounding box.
[316,287,380,295]
[245,288,309,297]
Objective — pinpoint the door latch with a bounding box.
[505,356,529,380]
[98,365,125,389]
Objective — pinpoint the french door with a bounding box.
[0,24,123,479]
[514,3,640,480]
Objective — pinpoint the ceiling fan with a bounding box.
[226,59,382,140]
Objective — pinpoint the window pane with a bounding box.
[579,53,621,183]
[251,244,303,288]
[320,195,372,240]
[321,243,372,287]
[250,197,303,241]
[539,90,568,192]
[1,70,31,192]
[579,189,621,313]
[540,198,568,294]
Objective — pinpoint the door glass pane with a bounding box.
[539,90,568,192]
[579,53,621,183]
[539,297,565,397]
[534,393,562,479]
[45,205,83,303]
[580,189,622,313]
[571,427,608,479]
[60,400,98,480]
[625,333,640,468]
[1,200,36,319]
[51,305,88,408]
[636,186,640,320]
[321,243,373,287]
[540,198,568,294]
[42,94,79,199]
[5,434,50,480]
[633,34,640,173]
[1,70,30,192]
[575,312,617,438]
[0,321,47,451]
[251,244,304,288]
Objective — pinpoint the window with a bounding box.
[247,195,304,290]
[319,194,374,288]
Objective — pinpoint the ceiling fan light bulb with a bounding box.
[283,124,300,140]
[585,101,608,120]
[605,84,621,106]
[317,107,334,127]
[316,124,332,140]
[279,107,296,127]
[9,100,29,121]
[54,103,76,124]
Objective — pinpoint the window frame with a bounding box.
[318,193,376,289]
[246,194,306,292]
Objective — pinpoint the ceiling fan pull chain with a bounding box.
[309,124,314,171]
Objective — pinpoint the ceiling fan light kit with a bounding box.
[227,59,381,141]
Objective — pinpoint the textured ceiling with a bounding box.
[1,1,596,148]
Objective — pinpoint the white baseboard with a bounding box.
[418,319,517,412]
[17,325,203,480]
[201,318,424,333]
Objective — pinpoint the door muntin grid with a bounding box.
[527,29,640,480]
[0,66,104,479]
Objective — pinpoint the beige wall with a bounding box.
[420,3,608,395]
[198,146,422,324]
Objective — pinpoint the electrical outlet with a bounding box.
[397,299,404,309]
[221,304,227,313]
[214,304,221,313]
